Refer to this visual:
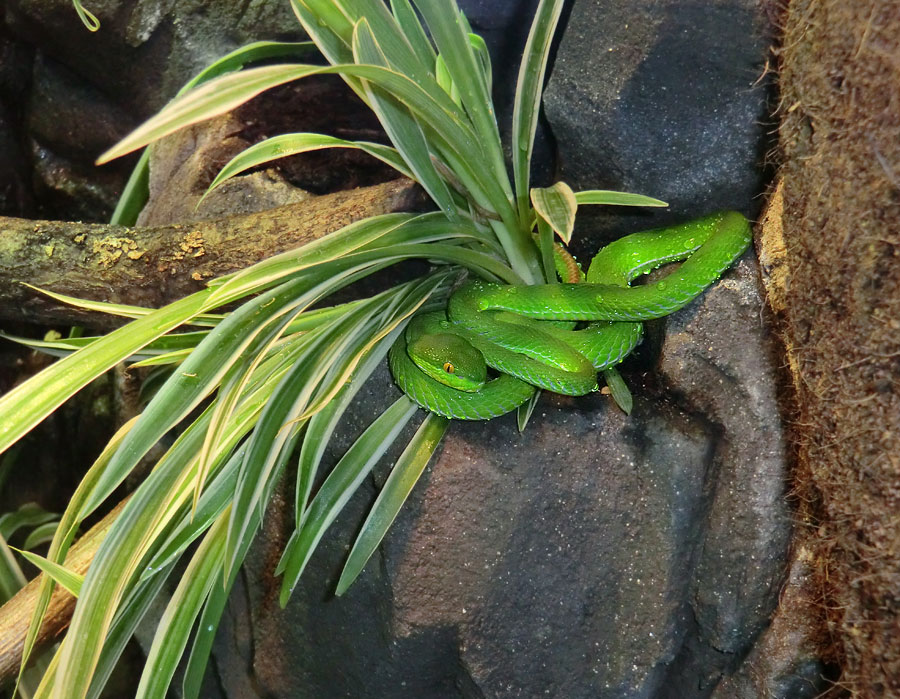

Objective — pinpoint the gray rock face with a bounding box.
[208,251,788,699]
[659,256,790,659]
[0,30,33,217]
[5,0,304,115]
[4,0,306,221]
[543,0,773,242]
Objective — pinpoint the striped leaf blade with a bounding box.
[511,0,565,222]
[277,397,418,606]
[335,412,448,594]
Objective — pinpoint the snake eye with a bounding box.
[442,362,455,374]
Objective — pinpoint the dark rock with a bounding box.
[27,52,138,163]
[212,367,723,699]
[0,29,34,216]
[0,101,32,217]
[710,544,835,699]
[212,258,789,696]
[29,138,127,221]
[22,52,139,220]
[0,26,32,101]
[543,0,773,244]
[6,0,306,117]
[657,252,791,661]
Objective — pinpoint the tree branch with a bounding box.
[0,499,127,685]
[0,179,420,327]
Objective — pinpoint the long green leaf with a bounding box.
[603,367,634,415]
[181,577,230,699]
[108,149,150,226]
[139,445,243,580]
[0,503,57,541]
[84,564,174,699]
[277,397,418,606]
[0,535,26,602]
[110,41,316,226]
[135,512,228,699]
[205,212,414,301]
[14,549,83,597]
[206,213,493,303]
[49,303,331,697]
[142,333,313,581]
[71,0,99,31]
[19,284,225,325]
[0,289,211,456]
[293,275,449,523]
[517,390,542,432]
[574,190,668,207]
[49,413,226,697]
[79,275,319,517]
[223,274,440,578]
[23,522,60,551]
[390,0,436,66]
[512,0,565,223]
[98,63,474,167]
[223,301,384,578]
[204,132,414,199]
[288,1,359,92]
[336,412,448,594]
[352,19,460,220]
[2,329,212,362]
[411,0,508,198]
[16,417,137,696]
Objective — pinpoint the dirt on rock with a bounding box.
[771,0,900,694]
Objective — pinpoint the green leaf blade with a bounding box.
[512,0,565,222]
[532,181,577,244]
[0,290,211,457]
[14,549,84,597]
[336,413,448,595]
[574,190,668,208]
[278,397,418,606]
[205,132,414,198]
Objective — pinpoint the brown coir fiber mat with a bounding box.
[769,0,900,694]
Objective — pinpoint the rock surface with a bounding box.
[711,543,835,699]
[0,28,34,217]
[205,250,789,699]
[4,0,307,221]
[543,0,773,245]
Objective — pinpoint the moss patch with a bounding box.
[778,1,900,694]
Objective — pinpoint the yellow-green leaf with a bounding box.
[532,181,577,244]
[14,549,83,597]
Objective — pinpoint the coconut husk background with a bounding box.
[766,1,900,694]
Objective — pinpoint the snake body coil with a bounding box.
[390,211,752,420]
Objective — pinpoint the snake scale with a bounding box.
[390,211,752,419]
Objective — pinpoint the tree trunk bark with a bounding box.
[0,179,419,327]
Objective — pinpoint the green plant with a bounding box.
[0,1,748,696]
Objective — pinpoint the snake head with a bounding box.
[407,332,487,392]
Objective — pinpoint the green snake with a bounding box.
[390,211,752,419]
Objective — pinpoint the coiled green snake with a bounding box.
[390,211,752,420]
